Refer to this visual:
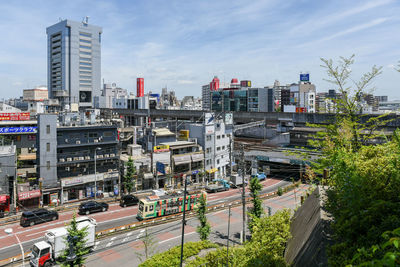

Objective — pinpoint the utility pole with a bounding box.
[180,175,188,267]
[226,204,231,266]
[240,144,246,243]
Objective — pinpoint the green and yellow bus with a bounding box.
[136,191,206,221]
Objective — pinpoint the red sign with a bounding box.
[296,107,307,113]
[18,189,41,200]
[0,112,30,121]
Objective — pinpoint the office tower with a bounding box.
[47,18,102,109]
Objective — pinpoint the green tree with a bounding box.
[196,193,211,241]
[248,177,263,233]
[136,227,158,263]
[124,157,136,193]
[59,213,89,267]
[309,55,400,265]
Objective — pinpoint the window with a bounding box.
[80,75,91,79]
[79,39,91,44]
[222,146,225,150]
[0,163,2,173]
[80,62,92,66]
[80,32,92,38]
[79,66,91,70]
[217,159,220,164]
[46,143,50,152]
[80,51,91,55]
[217,147,221,151]
[47,161,50,170]
[206,136,212,141]
[80,71,91,75]
[79,57,91,61]
[149,205,154,211]
[104,131,113,137]
[222,134,225,138]
[80,80,91,84]
[89,132,98,138]
[46,125,50,134]
[217,135,221,140]
[80,45,91,49]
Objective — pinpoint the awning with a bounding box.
[257,173,266,179]
[0,195,8,203]
[18,190,41,201]
[173,155,191,165]
[206,168,218,174]
[191,153,204,162]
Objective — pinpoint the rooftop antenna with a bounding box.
[83,16,89,24]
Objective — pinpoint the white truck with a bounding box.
[29,217,96,267]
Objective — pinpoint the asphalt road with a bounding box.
[0,178,290,263]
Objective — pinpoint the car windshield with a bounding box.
[32,246,40,258]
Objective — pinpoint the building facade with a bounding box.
[37,114,119,204]
[47,19,102,109]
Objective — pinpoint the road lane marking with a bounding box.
[127,232,133,236]
[111,237,116,241]
[158,231,196,244]
[106,242,113,247]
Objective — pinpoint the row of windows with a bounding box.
[80,45,91,50]
[79,39,91,44]
[79,84,91,88]
[79,57,91,62]
[80,71,91,75]
[80,32,92,38]
[79,66,92,70]
[80,51,91,56]
[80,62,92,66]
[80,75,91,79]
[80,80,91,84]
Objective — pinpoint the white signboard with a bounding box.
[225,113,233,125]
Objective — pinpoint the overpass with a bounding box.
[112,108,400,128]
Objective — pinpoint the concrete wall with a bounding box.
[284,186,332,267]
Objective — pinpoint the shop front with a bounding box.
[18,189,41,210]
[61,173,106,203]
[0,195,11,213]
[206,168,218,182]
[103,171,120,197]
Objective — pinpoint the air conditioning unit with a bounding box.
[79,157,84,160]
[65,167,70,171]
[83,168,87,172]
[94,139,98,143]
[77,164,80,167]
[65,139,69,143]
[67,158,72,162]
[76,140,81,144]
[105,154,109,158]
[73,157,79,161]
[85,156,90,160]
[110,153,115,157]
[98,155,103,158]
[59,158,65,162]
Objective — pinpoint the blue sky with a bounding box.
[0,0,399,99]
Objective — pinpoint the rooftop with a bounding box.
[160,141,197,147]
[152,128,175,136]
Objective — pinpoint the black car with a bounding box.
[20,208,59,227]
[120,194,139,207]
[78,201,109,215]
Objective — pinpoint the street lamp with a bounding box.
[94,147,101,200]
[5,228,24,267]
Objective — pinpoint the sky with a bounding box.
[0,0,399,99]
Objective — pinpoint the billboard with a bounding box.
[0,127,37,133]
[0,112,30,121]
[300,74,310,82]
[240,80,251,87]
[225,113,233,125]
[179,130,189,140]
[204,113,214,126]
[153,145,170,153]
[296,107,307,113]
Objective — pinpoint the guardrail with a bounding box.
[0,182,304,266]
[0,191,155,227]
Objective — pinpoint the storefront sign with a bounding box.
[0,127,37,133]
[18,189,41,200]
[62,173,105,187]
[0,112,30,121]
[153,145,170,153]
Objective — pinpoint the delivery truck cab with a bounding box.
[30,220,96,267]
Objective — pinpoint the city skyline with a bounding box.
[0,0,399,99]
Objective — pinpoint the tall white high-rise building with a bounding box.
[47,18,102,109]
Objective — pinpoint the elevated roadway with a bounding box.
[112,109,400,128]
